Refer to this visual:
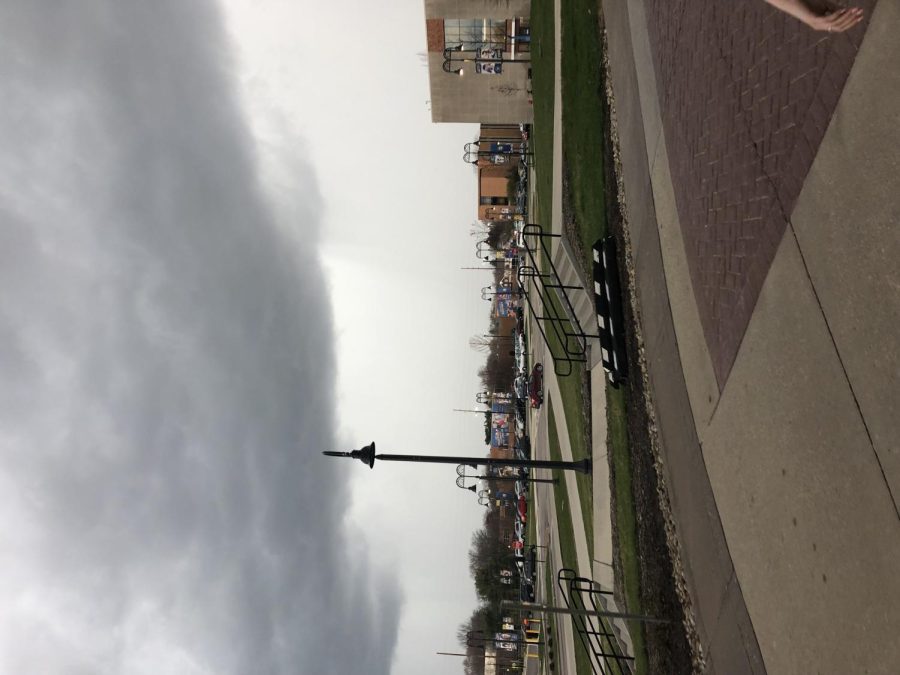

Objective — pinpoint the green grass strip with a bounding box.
[607,386,649,674]
[561,0,609,266]
[547,397,594,675]
[530,0,555,232]
[531,3,594,558]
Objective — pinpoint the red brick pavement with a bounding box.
[644,0,875,387]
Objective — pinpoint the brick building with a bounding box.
[474,124,526,220]
[424,1,533,123]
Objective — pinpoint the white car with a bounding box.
[515,520,525,542]
[515,479,529,498]
[514,338,526,374]
[514,376,528,400]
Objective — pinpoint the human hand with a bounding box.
[810,7,864,32]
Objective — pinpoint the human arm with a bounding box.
[764,0,864,32]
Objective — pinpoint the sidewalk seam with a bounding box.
[702,31,899,521]
[784,222,900,521]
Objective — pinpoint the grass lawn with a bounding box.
[546,397,593,675]
[608,386,649,673]
[561,0,609,264]
[530,0,555,233]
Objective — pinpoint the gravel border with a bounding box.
[600,21,705,675]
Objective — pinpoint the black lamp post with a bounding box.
[323,442,591,474]
[463,141,531,165]
[477,489,495,507]
[442,46,466,75]
[456,478,542,508]
[482,285,519,301]
[442,45,530,76]
[477,390,512,405]
[456,464,559,488]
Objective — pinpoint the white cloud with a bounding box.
[0,2,400,673]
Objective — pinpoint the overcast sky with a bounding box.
[0,1,489,674]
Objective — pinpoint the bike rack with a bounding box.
[518,223,602,377]
[557,568,634,674]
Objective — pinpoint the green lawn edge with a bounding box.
[547,397,594,675]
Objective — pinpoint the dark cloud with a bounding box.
[0,2,401,673]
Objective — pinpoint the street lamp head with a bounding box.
[455,476,477,493]
[441,60,463,75]
[441,47,465,76]
[323,442,376,469]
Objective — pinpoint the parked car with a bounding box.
[514,519,525,541]
[515,333,527,368]
[519,579,536,602]
[515,307,526,335]
[522,544,537,579]
[514,341,527,374]
[514,375,528,401]
[514,442,527,462]
[515,435,531,459]
[515,397,527,417]
[517,495,527,522]
[515,479,528,499]
[529,363,544,408]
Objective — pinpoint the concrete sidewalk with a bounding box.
[600,0,900,673]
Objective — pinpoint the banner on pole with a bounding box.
[475,46,502,75]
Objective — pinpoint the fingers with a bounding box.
[820,7,865,33]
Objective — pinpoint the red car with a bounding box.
[529,363,544,408]
[517,495,528,522]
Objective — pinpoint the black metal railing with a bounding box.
[518,224,601,377]
[556,568,634,675]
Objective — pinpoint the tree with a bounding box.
[457,604,500,675]
[485,219,515,251]
[478,345,515,393]
[469,526,517,605]
[469,335,493,353]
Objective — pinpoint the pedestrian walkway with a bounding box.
[600,0,900,673]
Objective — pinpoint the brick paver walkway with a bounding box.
[645,0,875,386]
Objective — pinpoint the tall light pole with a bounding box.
[323,442,591,474]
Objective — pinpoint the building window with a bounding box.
[512,19,531,53]
[444,19,507,51]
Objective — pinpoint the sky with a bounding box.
[0,1,491,674]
